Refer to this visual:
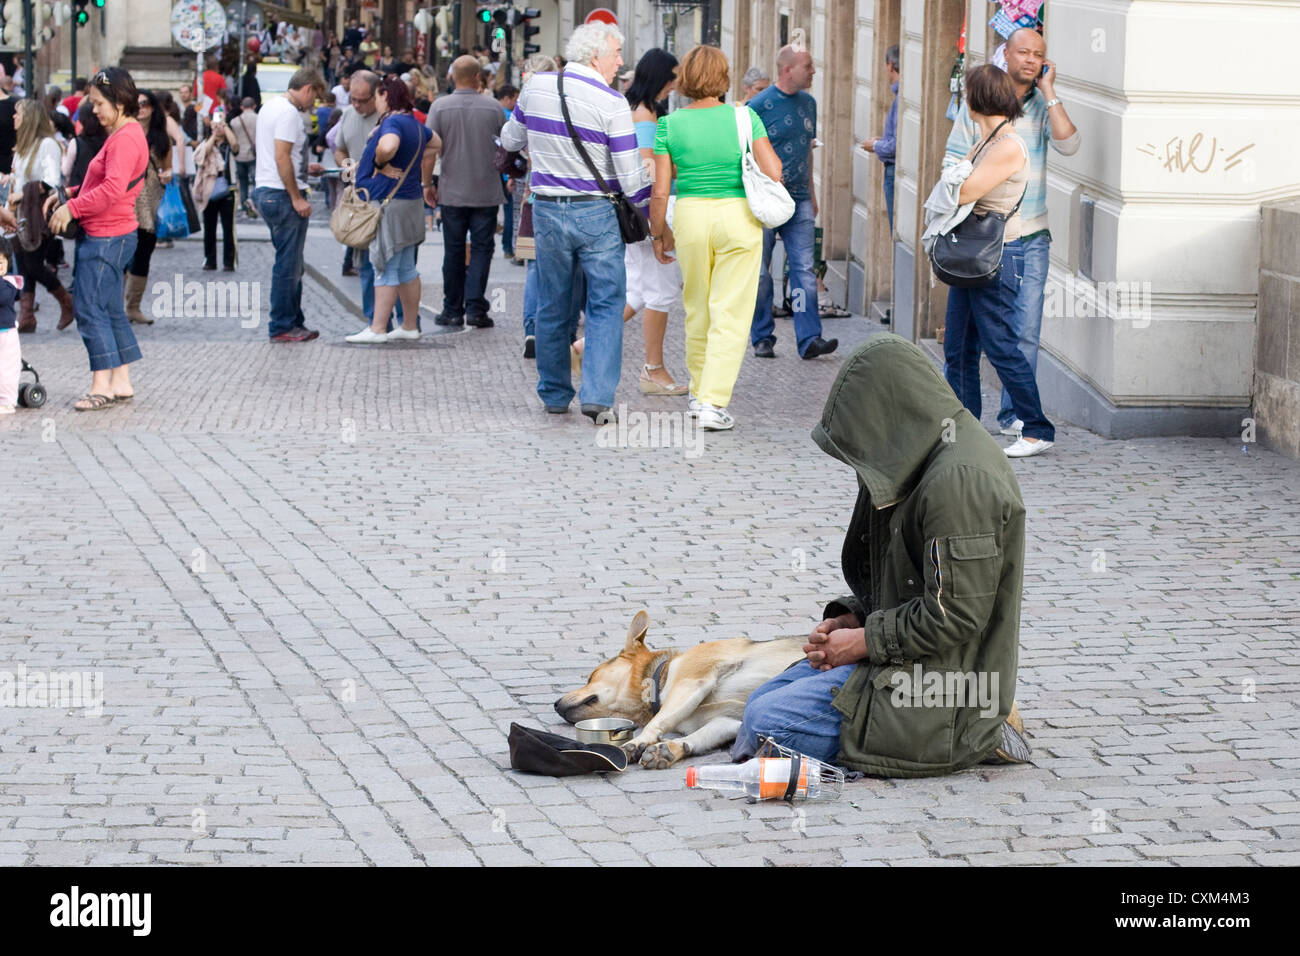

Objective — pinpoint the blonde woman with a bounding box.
[8,100,73,332]
[649,46,781,431]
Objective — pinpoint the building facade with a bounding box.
[721,0,1300,440]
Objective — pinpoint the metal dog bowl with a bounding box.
[574,718,636,745]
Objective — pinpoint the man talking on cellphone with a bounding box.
[943,27,1080,441]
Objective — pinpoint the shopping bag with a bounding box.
[154,180,191,240]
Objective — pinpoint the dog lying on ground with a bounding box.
[554,610,805,769]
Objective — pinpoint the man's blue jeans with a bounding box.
[252,187,310,338]
[74,231,139,371]
[523,257,584,340]
[997,232,1050,428]
[439,204,497,319]
[532,197,625,409]
[502,188,514,256]
[882,162,896,231]
[750,197,823,354]
[731,661,854,765]
[943,239,1055,442]
[358,246,403,331]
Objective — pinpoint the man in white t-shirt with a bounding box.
[331,71,351,108]
[253,68,326,342]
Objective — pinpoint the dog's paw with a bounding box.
[621,739,647,763]
[639,740,684,770]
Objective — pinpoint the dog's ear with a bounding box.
[624,609,649,652]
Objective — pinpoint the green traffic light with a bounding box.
[93,0,104,7]
[76,9,88,22]
[479,9,491,22]
[494,27,505,39]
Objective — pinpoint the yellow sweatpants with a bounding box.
[672,197,763,408]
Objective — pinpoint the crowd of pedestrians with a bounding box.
[0,19,1077,458]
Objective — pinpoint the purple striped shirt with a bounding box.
[501,63,651,206]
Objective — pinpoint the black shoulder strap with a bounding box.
[970,117,1012,164]
[556,70,612,198]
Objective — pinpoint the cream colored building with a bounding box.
[716,0,1300,439]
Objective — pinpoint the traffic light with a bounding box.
[75,0,90,26]
[93,0,104,7]
[520,7,541,56]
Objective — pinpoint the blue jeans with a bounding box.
[731,661,854,764]
[253,187,310,338]
[943,240,1055,442]
[439,204,497,319]
[74,231,139,372]
[502,187,514,256]
[523,258,584,341]
[997,232,1050,428]
[882,163,896,231]
[750,197,823,353]
[532,197,624,409]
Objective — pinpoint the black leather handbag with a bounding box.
[555,70,650,245]
[929,119,1024,288]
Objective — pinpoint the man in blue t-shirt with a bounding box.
[746,45,836,360]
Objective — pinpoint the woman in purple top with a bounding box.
[345,75,437,344]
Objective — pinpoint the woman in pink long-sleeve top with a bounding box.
[49,68,150,411]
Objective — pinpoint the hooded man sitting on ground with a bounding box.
[733,335,1031,777]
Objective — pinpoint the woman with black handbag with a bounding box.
[941,65,1054,459]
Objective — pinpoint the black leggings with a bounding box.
[203,193,237,267]
[129,228,156,278]
[17,234,64,294]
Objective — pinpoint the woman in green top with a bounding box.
[650,45,782,432]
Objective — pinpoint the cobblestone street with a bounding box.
[2,216,1297,866]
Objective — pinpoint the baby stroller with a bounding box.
[17,359,47,408]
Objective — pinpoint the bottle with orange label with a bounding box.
[685,757,841,802]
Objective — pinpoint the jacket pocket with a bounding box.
[863,665,957,766]
[944,533,1000,598]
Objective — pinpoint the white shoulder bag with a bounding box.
[736,105,795,229]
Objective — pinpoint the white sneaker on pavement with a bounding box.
[697,404,735,431]
[999,418,1025,436]
[345,327,389,344]
[1004,437,1054,458]
[387,327,422,341]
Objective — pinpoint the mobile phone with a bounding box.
[213,110,225,124]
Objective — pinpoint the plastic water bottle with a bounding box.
[685,758,840,801]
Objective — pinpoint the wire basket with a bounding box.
[753,736,846,802]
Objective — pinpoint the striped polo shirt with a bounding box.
[943,85,1081,238]
[500,62,651,206]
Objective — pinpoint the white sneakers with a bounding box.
[1004,437,1054,458]
[697,403,735,431]
[999,418,1025,436]
[346,326,422,343]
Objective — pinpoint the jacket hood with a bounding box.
[812,335,966,507]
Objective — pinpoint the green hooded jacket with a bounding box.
[811,335,1025,777]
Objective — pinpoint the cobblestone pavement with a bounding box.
[2,214,1298,867]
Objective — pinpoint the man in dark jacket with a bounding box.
[732,335,1030,777]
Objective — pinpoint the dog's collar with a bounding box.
[648,656,671,716]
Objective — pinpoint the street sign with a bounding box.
[585,7,617,26]
[226,0,261,35]
[171,0,227,52]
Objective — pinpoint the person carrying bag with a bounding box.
[329,145,419,249]
[556,69,649,244]
[735,104,794,229]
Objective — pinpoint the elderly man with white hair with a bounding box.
[500,22,654,424]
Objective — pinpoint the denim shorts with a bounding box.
[375,244,419,287]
